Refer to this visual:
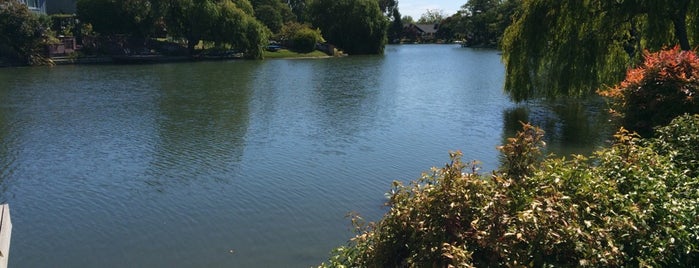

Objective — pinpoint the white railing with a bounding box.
[0,204,11,268]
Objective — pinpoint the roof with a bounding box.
[413,24,440,34]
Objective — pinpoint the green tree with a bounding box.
[417,9,445,24]
[76,0,159,37]
[309,0,387,55]
[0,0,53,65]
[251,0,295,33]
[460,0,500,47]
[401,15,414,25]
[287,0,309,23]
[502,0,699,102]
[378,0,397,17]
[166,0,269,58]
[387,7,403,43]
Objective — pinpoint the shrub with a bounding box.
[320,122,699,267]
[0,1,53,65]
[277,22,323,53]
[291,27,322,53]
[599,46,699,137]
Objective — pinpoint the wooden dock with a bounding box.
[0,204,11,268]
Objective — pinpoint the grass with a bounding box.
[263,49,330,59]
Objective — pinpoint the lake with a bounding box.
[0,44,613,267]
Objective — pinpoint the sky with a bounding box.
[398,0,464,20]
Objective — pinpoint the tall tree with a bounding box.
[251,0,295,33]
[166,0,269,58]
[287,0,309,23]
[502,0,699,102]
[417,9,445,24]
[309,0,387,54]
[0,0,52,64]
[387,7,403,43]
[378,0,397,17]
[77,0,158,37]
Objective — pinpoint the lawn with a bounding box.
[263,49,330,59]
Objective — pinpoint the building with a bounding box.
[18,0,46,14]
[47,0,76,14]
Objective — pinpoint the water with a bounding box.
[0,45,612,267]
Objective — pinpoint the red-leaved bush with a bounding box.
[599,46,699,136]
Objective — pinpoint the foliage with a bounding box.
[250,0,295,33]
[401,15,414,25]
[290,26,322,53]
[309,0,387,55]
[650,114,699,178]
[417,9,445,24]
[599,47,699,136]
[166,0,269,58]
[502,0,699,102]
[320,122,699,267]
[76,0,159,37]
[386,7,402,43]
[276,21,322,52]
[435,0,519,46]
[0,0,53,65]
[288,0,309,23]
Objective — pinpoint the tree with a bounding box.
[76,0,159,37]
[378,0,397,17]
[276,21,323,52]
[251,0,295,33]
[460,0,500,47]
[417,9,445,24]
[599,47,699,137]
[0,0,53,65]
[401,15,414,25]
[287,0,309,23]
[387,7,403,43]
[166,0,269,58]
[502,0,699,102]
[309,0,387,55]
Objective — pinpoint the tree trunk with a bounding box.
[672,1,691,51]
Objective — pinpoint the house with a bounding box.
[414,24,440,40]
[18,0,46,14]
[404,23,440,42]
[47,0,76,14]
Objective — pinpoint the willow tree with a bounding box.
[166,0,268,58]
[502,0,699,102]
[309,0,387,55]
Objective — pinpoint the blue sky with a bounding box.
[399,0,464,20]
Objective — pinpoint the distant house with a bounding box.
[414,24,440,39]
[47,0,76,14]
[18,0,46,14]
[404,23,440,42]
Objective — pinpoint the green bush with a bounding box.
[649,114,699,178]
[291,27,321,53]
[277,22,323,53]
[0,1,53,65]
[599,47,699,137]
[320,121,699,267]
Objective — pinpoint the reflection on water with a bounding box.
[0,45,615,267]
[147,62,254,190]
[503,98,615,157]
[311,57,382,150]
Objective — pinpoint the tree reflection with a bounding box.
[502,97,615,157]
[310,57,383,151]
[146,61,255,190]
